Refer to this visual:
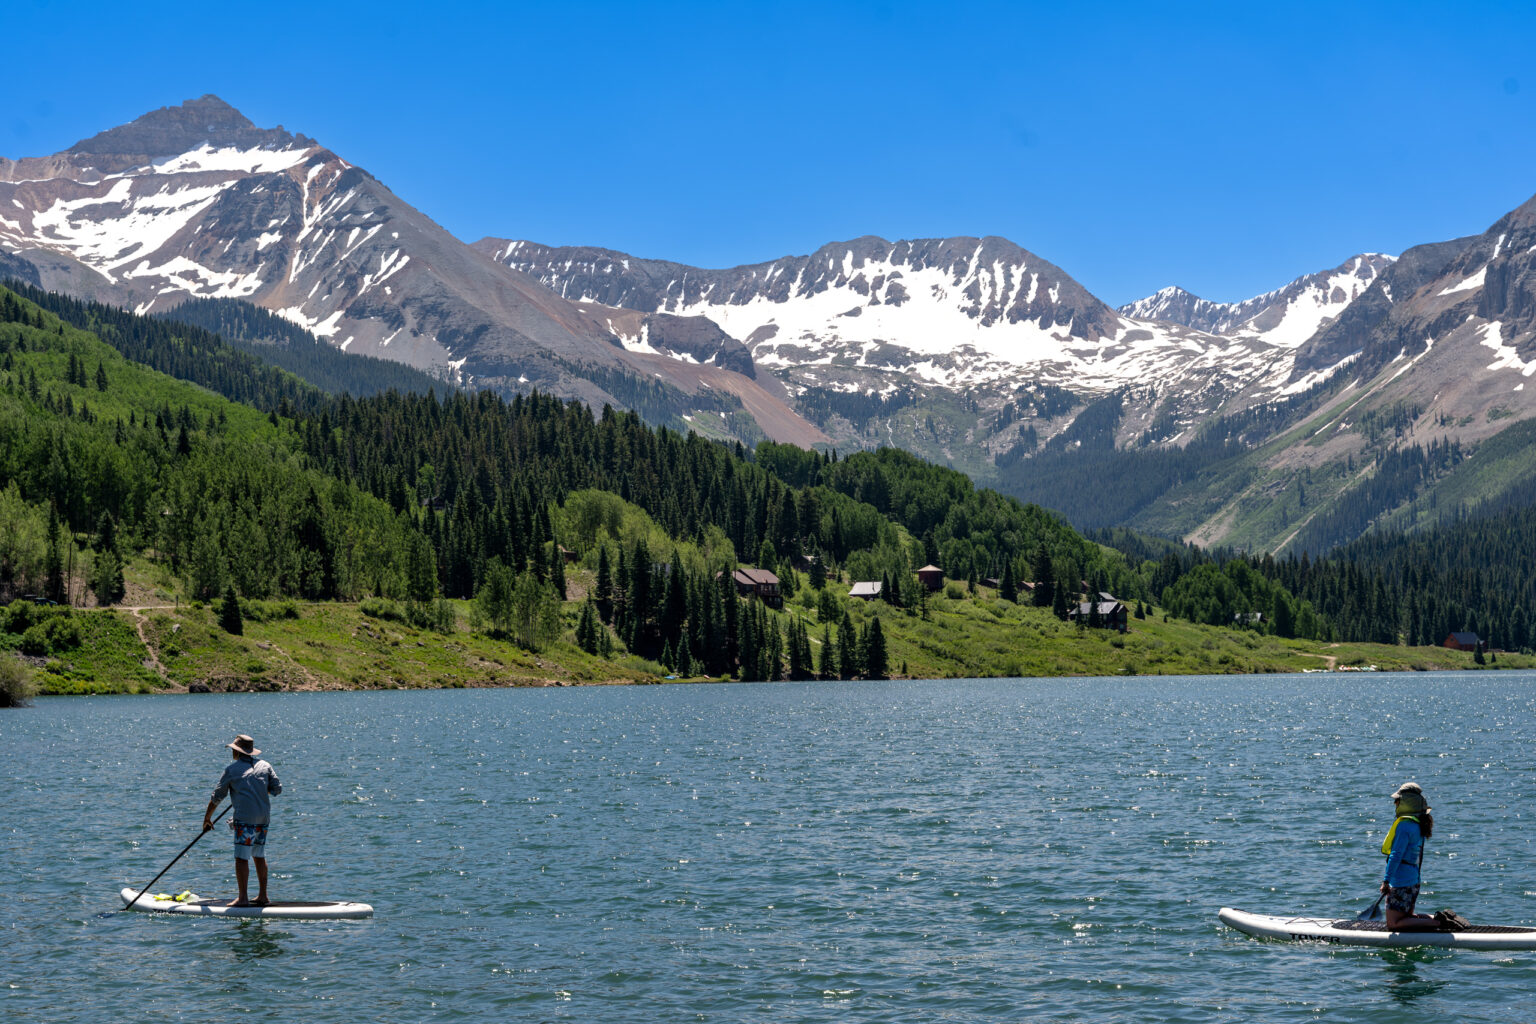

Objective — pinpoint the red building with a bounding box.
[1443,631,1482,652]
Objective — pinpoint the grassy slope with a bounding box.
[32,579,1527,695]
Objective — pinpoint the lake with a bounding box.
[3,673,1535,1022]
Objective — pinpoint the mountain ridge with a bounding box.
[0,95,825,446]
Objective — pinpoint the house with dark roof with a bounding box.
[1443,631,1482,652]
[731,567,782,607]
[1069,594,1129,632]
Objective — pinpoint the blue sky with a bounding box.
[6,1,1535,305]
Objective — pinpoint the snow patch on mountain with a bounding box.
[665,255,1080,371]
[1478,321,1536,376]
[150,144,311,176]
[1120,254,1394,350]
[1439,266,1488,296]
[25,179,232,281]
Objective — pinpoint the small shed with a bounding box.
[849,581,883,601]
[916,564,944,592]
[1444,631,1482,652]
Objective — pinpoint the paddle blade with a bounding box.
[1357,895,1385,921]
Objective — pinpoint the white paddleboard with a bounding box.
[1218,906,1536,950]
[121,888,373,920]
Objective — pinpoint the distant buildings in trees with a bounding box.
[849,581,883,601]
[916,565,944,592]
[1069,592,1129,632]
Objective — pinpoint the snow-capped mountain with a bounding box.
[0,97,822,444]
[1116,191,1536,552]
[1288,193,1536,439]
[474,234,1340,402]
[1118,253,1393,346]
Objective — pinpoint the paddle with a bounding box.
[123,802,228,910]
[1357,892,1385,921]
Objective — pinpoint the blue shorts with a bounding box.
[232,820,268,860]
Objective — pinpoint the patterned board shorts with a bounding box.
[232,820,268,860]
[1386,883,1420,914]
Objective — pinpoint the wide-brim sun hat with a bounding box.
[1391,782,1423,800]
[227,734,261,757]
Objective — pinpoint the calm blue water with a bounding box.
[3,673,1536,1022]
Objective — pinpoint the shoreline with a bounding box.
[13,597,1525,697]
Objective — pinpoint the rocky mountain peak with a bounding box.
[65,95,306,167]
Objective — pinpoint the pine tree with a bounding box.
[1052,578,1069,620]
[1032,544,1054,608]
[864,617,888,679]
[767,616,784,681]
[44,505,66,605]
[595,544,614,622]
[809,552,827,590]
[576,600,601,654]
[838,610,860,678]
[787,617,808,680]
[219,583,244,635]
[819,625,837,680]
[95,361,108,392]
[550,530,567,599]
[738,602,760,681]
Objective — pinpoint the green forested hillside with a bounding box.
[0,284,1160,684]
[155,296,447,398]
[6,280,1522,698]
[7,282,444,403]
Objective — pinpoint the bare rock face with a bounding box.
[0,97,818,443]
[636,313,757,378]
[64,95,308,171]
[1285,238,1477,381]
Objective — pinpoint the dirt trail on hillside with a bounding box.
[124,606,174,682]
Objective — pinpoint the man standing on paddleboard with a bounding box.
[204,735,282,907]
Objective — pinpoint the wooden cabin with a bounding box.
[1069,595,1130,632]
[1444,631,1482,652]
[732,567,782,608]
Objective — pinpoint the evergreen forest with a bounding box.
[0,282,1527,695]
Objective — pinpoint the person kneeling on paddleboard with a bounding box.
[1380,782,1468,932]
[204,734,282,907]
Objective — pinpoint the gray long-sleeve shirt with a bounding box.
[212,756,282,825]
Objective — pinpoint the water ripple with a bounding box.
[4,674,1536,1022]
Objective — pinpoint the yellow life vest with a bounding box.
[1380,814,1420,856]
